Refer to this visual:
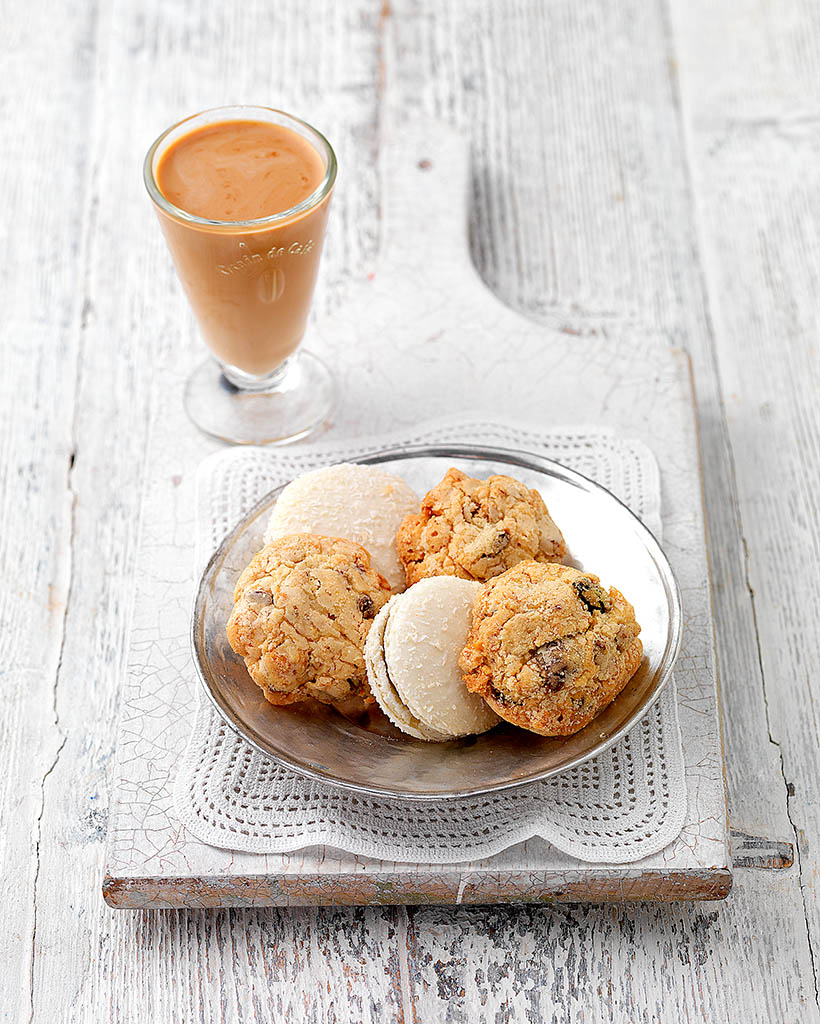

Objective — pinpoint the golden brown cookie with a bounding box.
[396,467,566,586]
[226,534,392,707]
[459,562,642,736]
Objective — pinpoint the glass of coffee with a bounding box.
[144,106,337,444]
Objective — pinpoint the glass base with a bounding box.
[184,351,335,445]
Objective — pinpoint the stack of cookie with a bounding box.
[226,463,642,741]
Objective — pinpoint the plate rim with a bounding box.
[190,442,683,800]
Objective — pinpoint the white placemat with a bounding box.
[172,420,686,864]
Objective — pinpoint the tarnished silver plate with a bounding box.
[191,444,682,800]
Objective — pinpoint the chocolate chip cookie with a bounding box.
[396,467,566,586]
[226,534,392,707]
[459,562,642,736]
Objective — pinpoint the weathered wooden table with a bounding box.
[5,0,819,1020]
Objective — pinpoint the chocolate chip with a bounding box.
[246,588,272,606]
[357,594,376,619]
[531,640,572,693]
[572,577,612,613]
[489,685,509,706]
[490,529,510,553]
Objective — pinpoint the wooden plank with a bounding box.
[3,0,814,1021]
[670,0,820,997]
[383,0,814,1017]
[0,1,97,1020]
[403,871,816,1022]
[101,907,407,1023]
[23,0,403,1021]
[103,866,733,909]
[103,123,729,905]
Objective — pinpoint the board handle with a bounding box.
[730,829,794,869]
[378,120,473,276]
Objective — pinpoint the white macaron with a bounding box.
[365,576,500,741]
[264,463,418,592]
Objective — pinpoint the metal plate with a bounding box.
[191,444,682,800]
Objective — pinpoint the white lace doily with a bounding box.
[173,420,686,864]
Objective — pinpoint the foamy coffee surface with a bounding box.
[156,119,325,221]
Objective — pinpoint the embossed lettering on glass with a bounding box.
[144,106,337,444]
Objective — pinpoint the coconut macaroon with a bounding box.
[365,576,500,741]
[264,463,418,592]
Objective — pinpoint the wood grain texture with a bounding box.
[18,0,402,1021]
[0,0,97,1018]
[670,0,820,999]
[3,0,818,1021]
[102,866,733,909]
[383,1,816,1016]
[403,871,812,1023]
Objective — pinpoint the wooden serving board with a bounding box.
[103,123,730,907]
